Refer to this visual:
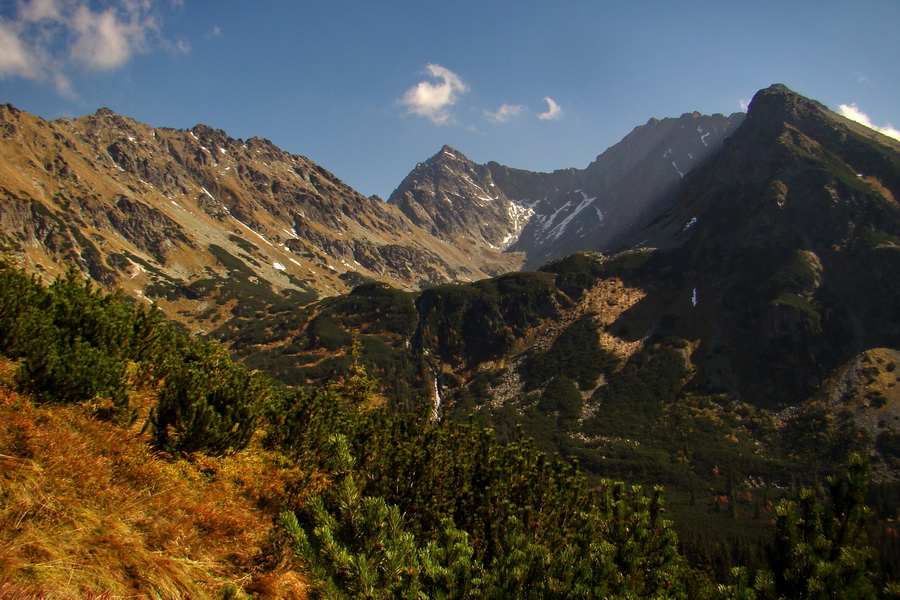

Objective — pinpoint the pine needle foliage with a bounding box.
[719,454,880,600]
[280,429,700,599]
[331,335,379,406]
[0,263,168,415]
[0,262,267,453]
[768,454,878,599]
[281,435,479,600]
[150,340,268,454]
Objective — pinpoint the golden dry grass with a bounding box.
[0,379,308,599]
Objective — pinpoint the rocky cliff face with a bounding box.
[387,146,570,254]
[0,105,522,330]
[625,84,900,405]
[515,111,743,266]
[389,112,743,269]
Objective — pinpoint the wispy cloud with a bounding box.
[739,98,750,112]
[839,103,900,141]
[0,21,38,78]
[400,64,468,125]
[70,5,152,69]
[485,103,526,123]
[537,96,563,121]
[0,0,185,95]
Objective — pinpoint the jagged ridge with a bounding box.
[388,111,744,269]
[0,105,521,330]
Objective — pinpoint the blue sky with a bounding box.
[1,1,899,199]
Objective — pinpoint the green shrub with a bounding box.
[770,292,822,334]
[538,376,582,428]
[151,342,268,454]
[306,314,351,351]
[0,264,169,415]
[769,249,821,295]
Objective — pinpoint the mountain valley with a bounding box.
[206,85,900,568]
[2,83,900,595]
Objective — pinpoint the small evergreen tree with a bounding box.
[280,435,480,599]
[151,342,267,454]
[719,454,878,600]
[768,454,877,600]
[264,386,353,467]
[596,481,690,598]
[332,336,378,406]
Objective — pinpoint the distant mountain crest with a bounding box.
[389,111,744,268]
[388,145,537,252]
[0,105,522,330]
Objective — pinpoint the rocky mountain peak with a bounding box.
[189,124,232,149]
[437,144,464,159]
[389,108,744,269]
[616,84,900,405]
[0,106,524,331]
[0,103,21,118]
[742,83,833,138]
[397,145,478,189]
[388,145,528,252]
[748,83,826,112]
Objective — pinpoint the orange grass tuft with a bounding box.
[0,384,308,599]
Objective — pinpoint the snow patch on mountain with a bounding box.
[539,191,598,243]
[502,202,536,247]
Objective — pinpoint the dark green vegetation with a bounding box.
[2,262,898,597]
[0,262,267,454]
[215,280,430,409]
[144,242,318,325]
[415,270,565,366]
[524,315,617,391]
[200,246,900,586]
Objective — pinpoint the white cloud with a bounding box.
[0,0,180,93]
[839,103,900,141]
[19,0,63,22]
[739,98,750,112]
[70,5,150,69]
[0,21,38,77]
[485,103,526,123]
[401,64,469,125]
[839,103,871,125]
[537,96,563,121]
[52,70,75,98]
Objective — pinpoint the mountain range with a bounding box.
[189,84,900,486]
[0,104,519,331]
[0,85,900,454]
[0,97,745,332]
[3,83,900,584]
[2,82,899,428]
[389,110,743,268]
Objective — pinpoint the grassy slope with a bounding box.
[0,364,306,600]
